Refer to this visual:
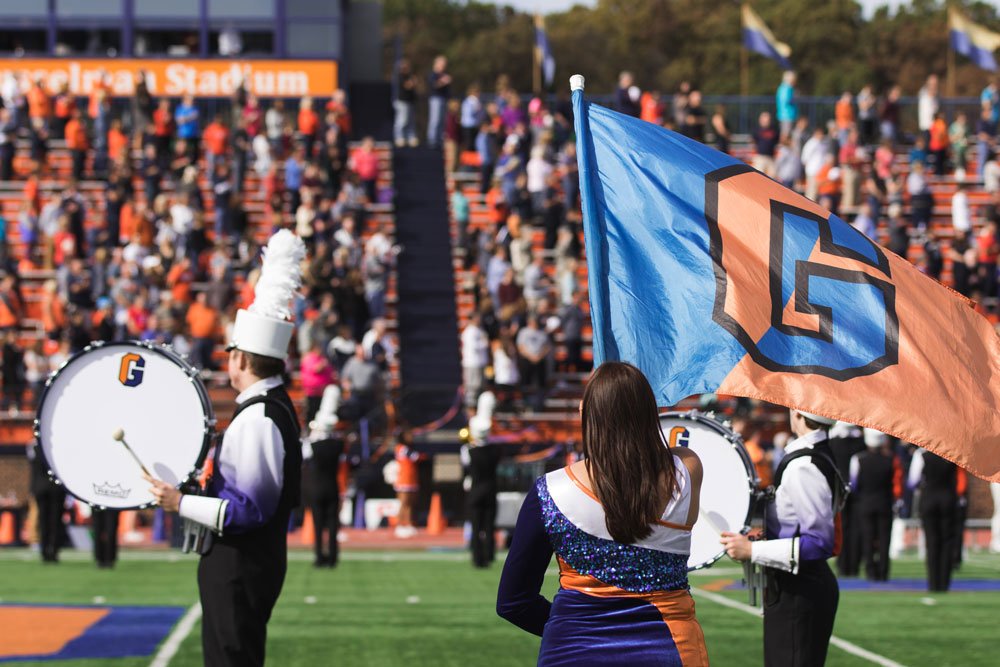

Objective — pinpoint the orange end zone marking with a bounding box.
[700,578,736,592]
[0,607,110,658]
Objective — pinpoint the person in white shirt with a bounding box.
[801,127,828,201]
[918,74,939,138]
[525,145,552,219]
[722,410,842,667]
[460,313,489,409]
[952,182,972,235]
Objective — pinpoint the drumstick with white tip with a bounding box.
[112,428,152,477]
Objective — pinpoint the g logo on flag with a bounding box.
[705,165,899,380]
[119,353,145,387]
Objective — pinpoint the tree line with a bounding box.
[382,0,1000,98]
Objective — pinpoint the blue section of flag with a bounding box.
[951,29,998,71]
[572,91,749,404]
[743,27,791,70]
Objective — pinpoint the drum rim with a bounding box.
[33,339,217,510]
[660,409,761,571]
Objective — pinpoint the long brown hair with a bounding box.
[581,361,677,544]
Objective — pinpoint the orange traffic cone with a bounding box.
[300,509,315,545]
[426,493,445,536]
[0,510,17,545]
[118,510,136,535]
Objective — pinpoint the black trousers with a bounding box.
[92,509,119,567]
[468,488,497,567]
[837,495,861,576]
[310,489,340,566]
[71,149,86,181]
[198,540,287,667]
[920,493,957,592]
[36,488,65,562]
[858,502,892,581]
[763,560,839,667]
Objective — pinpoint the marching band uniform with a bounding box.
[466,389,500,568]
[752,424,839,667]
[168,230,306,667]
[907,448,966,592]
[848,431,901,581]
[30,444,65,563]
[497,459,708,665]
[828,421,864,576]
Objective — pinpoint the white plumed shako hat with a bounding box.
[227,230,306,360]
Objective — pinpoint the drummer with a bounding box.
[720,409,841,667]
[146,231,305,667]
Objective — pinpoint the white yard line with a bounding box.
[149,602,201,667]
[690,586,908,667]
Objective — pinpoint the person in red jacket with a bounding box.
[63,110,89,181]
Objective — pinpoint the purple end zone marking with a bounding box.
[723,579,1000,593]
[0,604,186,663]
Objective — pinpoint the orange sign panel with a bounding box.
[0,58,338,98]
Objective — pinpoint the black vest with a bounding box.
[214,384,302,554]
[855,449,894,507]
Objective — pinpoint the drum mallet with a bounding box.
[112,428,152,477]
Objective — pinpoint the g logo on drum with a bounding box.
[705,165,899,380]
[119,353,146,387]
[667,426,690,448]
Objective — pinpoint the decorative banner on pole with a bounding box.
[948,7,1000,71]
[571,75,1000,483]
[741,4,792,70]
[534,13,556,88]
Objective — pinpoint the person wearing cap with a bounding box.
[721,409,841,667]
[849,429,901,581]
[145,231,305,666]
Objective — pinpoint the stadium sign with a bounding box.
[0,59,338,98]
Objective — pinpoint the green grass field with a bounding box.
[2,548,999,666]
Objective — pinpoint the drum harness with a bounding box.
[743,442,850,607]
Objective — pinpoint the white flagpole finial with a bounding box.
[570,75,585,92]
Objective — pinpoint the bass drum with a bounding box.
[35,341,215,510]
[660,410,759,571]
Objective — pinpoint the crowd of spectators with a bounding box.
[0,69,397,422]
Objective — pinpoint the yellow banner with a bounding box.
[0,58,338,98]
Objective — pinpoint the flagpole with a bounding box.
[533,13,541,96]
[570,74,610,367]
[741,46,749,97]
[947,35,956,97]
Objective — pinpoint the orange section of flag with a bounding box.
[0,606,109,658]
[712,169,1000,482]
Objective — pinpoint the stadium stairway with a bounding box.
[392,148,462,427]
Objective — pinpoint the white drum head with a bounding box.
[661,413,757,570]
[36,342,213,509]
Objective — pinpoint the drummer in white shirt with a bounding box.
[721,409,842,667]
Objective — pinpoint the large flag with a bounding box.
[949,7,1000,71]
[741,4,791,70]
[534,13,556,88]
[570,76,1000,483]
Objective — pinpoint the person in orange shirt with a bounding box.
[298,97,321,158]
[393,428,425,538]
[640,90,664,125]
[152,98,174,157]
[0,273,22,330]
[326,89,352,137]
[167,257,194,305]
[202,113,229,178]
[186,290,219,371]
[928,111,950,176]
[63,110,89,181]
[27,77,51,128]
[816,153,842,215]
[107,118,128,165]
[52,83,74,139]
[87,69,110,119]
[834,91,854,141]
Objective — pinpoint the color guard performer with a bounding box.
[145,231,306,666]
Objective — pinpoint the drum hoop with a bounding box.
[33,340,217,509]
[660,409,761,571]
